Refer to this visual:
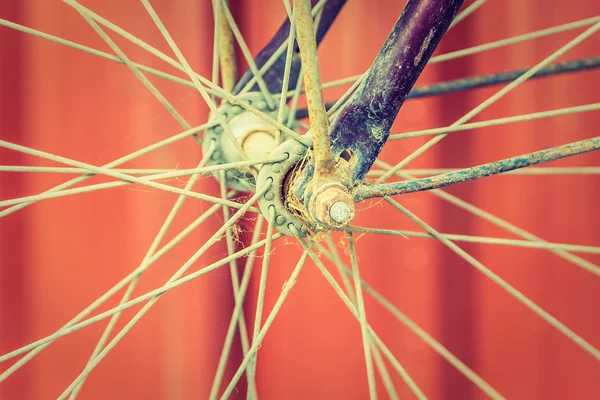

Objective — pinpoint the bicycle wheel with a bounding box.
[1,0,599,399]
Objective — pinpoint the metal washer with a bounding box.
[256,138,310,237]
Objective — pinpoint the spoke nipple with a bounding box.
[210,150,221,160]
[264,191,275,201]
[293,145,306,155]
[276,215,287,226]
[271,163,283,173]
[329,201,353,224]
[214,125,224,134]
[254,99,268,111]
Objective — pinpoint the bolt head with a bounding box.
[254,99,268,110]
[214,125,224,134]
[230,105,243,114]
[210,150,221,160]
[264,191,275,201]
[271,163,283,173]
[329,201,352,224]
[276,215,286,226]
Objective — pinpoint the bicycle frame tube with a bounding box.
[329,0,464,182]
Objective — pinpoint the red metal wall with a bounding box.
[1,0,599,399]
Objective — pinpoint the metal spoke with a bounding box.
[448,0,487,29]
[246,206,276,399]
[0,199,225,379]
[318,16,600,91]
[220,251,310,400]
[60,0,308,145]
[218,0,276,108]
[208,216,265,400]
[348,232,377,400]
[56,186,270,398]
[375,159,600,278]
[321,236,400,400]
[0,18,219,97]
[385,198,600,361]
[139,0,248,159]
[68,148,218,399]
[275,0,298,144]
[68,5,194,138]
[389,103,600,140]
[292,228,426,400]
[0,156,286,178]
[0,139,249,210]
[346,227,600,256]
[325,256,506,400]
[238,0,328,96]
[218,172,253,387]
[377,21,600,182]
[0,122,214,219]
[0,230,280,366]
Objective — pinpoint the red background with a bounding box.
[1,0,600,399]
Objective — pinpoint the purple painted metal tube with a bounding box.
[329,0,464,181]
[232,0,347,95]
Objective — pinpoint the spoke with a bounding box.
[348,232,377,400]
[0,139,249,210]
[389,103,600,139]
[0,230,280,367]
[0,122,213,219]
[60,0,308,146]
[68,149,217,399]
[1,155,284,177]
[0,155,285,210]
[218,172,253,381]
[327,256,506,400]
[139,0,249,159]
[56,186,270,398]
[318,16,600,91]
[377,21,600,182]
[432,16,600,65]
[386,198,600,361]
[0,18,219,96]
[292,227,426,400]
[70,6,194,138]
[321,236,400,400]
[346,227,600,256]
[275,0,298,144]
[0,199,225,379]
[219,0,276,108]
[357,137,600,201]
[238,0,328,96]
[208,217,265,400]
[376,159,600,278]
[448,0,487,29]
[220,251,310,400]
[246,206,276,399]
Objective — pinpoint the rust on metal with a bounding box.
[218,0,237,93]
